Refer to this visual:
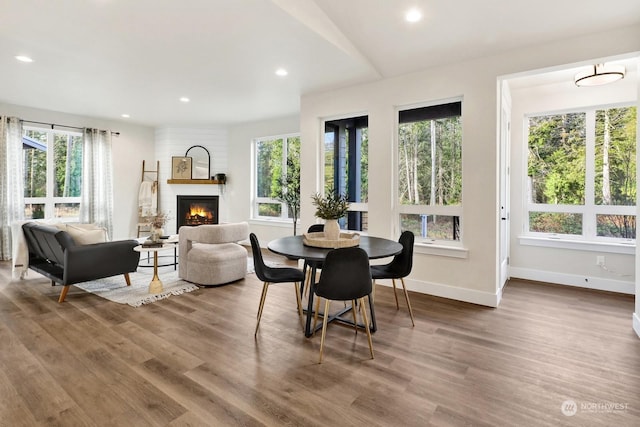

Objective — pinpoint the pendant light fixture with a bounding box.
[574,63,625,87]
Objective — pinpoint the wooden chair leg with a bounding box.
[256,283,267,319]
[400,278,415,326]
[255,282,269,336]
[58,285,70,303]
[313,296,321,336]
[392,279,399,309]
[319,299,330,364]
[293,282,303,317]
[359,297,374,359]
[351,300,358,334]
[124,273,131,286]
[303,268,310,296]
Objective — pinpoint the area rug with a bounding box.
[74,269,198,307]
[76,260,257,307]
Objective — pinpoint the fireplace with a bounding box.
[177,195,219,228]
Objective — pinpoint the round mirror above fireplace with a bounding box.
[185,145,210,179]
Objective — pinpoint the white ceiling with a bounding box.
[1,0,639,128]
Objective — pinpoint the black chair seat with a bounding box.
[261,265,304,283]
[370,264,403,280]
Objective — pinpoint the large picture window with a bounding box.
[324,115,368,232]
[253,134,300,220]
[23,127,83,219]
[526,104,636,241]
[397,100,463,243]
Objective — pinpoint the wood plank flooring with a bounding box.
[1,255,639,426]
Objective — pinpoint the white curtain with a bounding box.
[80,128,114,238]
[0,117,24,260]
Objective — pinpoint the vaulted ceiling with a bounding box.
[2,0,639,127]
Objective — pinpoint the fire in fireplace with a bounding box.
[177,195,219,228]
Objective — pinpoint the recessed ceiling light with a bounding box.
[275,68,288,77]
[179,97,190,103]
[405,8,422,23]
[121,114,130,118]
[15,55,34,63]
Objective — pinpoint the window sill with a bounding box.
[249,218,297,228]
[518,235,635,255]
[414,242,469,258]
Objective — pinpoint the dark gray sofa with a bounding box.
[22,222,140,302]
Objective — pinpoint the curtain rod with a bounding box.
[21,119,120,136]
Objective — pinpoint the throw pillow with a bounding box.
[51,222,68,231]
[66,224,108,245]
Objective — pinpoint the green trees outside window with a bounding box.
[324,116,368,232]
[254,134,301,232]
[398,101,463,242]
[527,105,636,240]
[23,129,83,219]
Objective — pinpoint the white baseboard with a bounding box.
[634,313,640,339]
[376,278,501,308]
[509,267,634,295]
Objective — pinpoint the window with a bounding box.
[253,134,300,220]
[23,127,83,219]
[526,104,636,242]
[397,101,463,243]
[324,115,368,231]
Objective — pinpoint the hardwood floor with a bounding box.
[1,255,639,426]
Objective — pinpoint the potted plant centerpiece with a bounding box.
[311,191,350,241]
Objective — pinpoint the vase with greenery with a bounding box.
[311,191,350,240]
[144,211,170,242]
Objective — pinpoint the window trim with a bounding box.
[523,102,636,244]
[252,132,300,221]
[23,126,83,220]
[394,96,464,246]
[518,234,634,255]
[322,113,369,232]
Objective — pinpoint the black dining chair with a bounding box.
[370,230,415,326]
[302,223,324,295]
[313,247,374,364]
[249,233,304,336]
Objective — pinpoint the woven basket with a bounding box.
[303,231,360,248]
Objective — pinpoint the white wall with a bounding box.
[299,24,640,307]
[227,115,301,243]
[300,61,500,306]
[509,71,637,294]
[154,128,228,235]
[0,102,155,240]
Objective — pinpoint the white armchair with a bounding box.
[178,222,249,286]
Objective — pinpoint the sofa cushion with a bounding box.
[66,224,108,245]
[185,243,247,285]
[188,242,247,263]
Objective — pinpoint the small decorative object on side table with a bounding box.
[142,211,170,243]
[141,241,163,248]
